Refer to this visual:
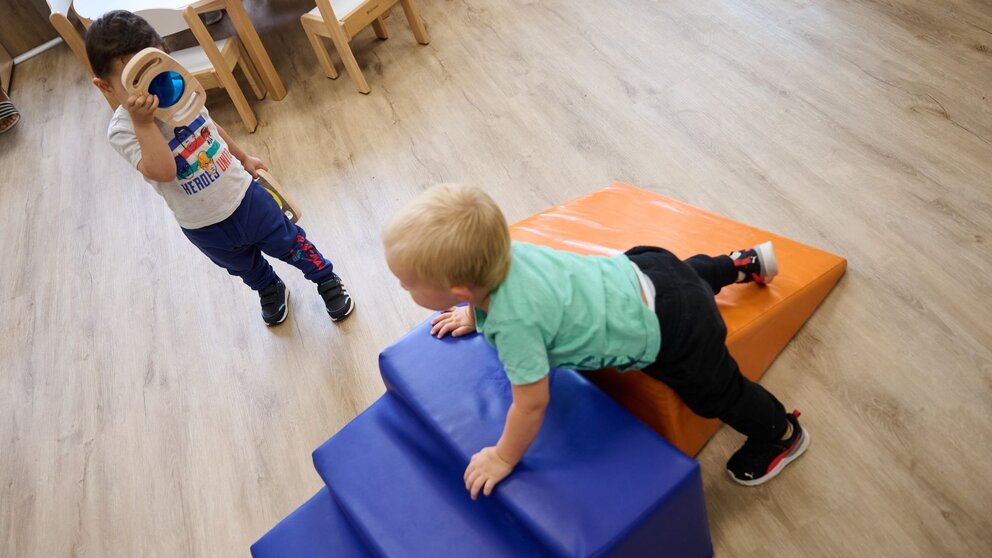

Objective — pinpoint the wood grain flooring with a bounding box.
[1,0,990,556]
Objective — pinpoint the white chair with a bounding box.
[301,0,430,94]
[46,0,118,108]
[135,7,264,132]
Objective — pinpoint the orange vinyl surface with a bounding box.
[510,183,847,456]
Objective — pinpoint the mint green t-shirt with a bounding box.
[473,242,661,385]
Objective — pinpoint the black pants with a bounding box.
[626,246,787,442]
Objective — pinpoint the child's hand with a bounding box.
[431,305,476,338]
[464,447,514,500]
[126,93,159,126]
[242,156,268,178]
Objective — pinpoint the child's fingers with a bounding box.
[430,311,452,326]
[435,319,463,338]
[483,478,496,497]
[430,316,451,330]
[470,476,486,500]
[127,95,146,111]
[464,459,478,483]
[465,469,478,492]
[436,323,453,338]
[149,95,160,111]
[446,321,469,338]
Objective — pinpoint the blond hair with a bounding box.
[383,184,511,291]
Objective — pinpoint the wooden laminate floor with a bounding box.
[1,0,990,556]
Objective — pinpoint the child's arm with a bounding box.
[127,94,176,182]
[464,375,550,500]
[216,123,267,178]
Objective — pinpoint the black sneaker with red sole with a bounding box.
[726,410,809,486]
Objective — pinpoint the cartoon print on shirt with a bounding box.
[164,115,238,195]
[197,150,215,174]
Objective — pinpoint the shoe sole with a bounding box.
[329,297,355,322]
[727,427,810,487]
[754,241,779,284]
[265,288,290,326]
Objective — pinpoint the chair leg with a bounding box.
[372,17,389,40]
[220,63,258,132]
[325,24,371,94]
[302,21,338,79]
[237,41,267,100]
[399,0,429,45]
[184,6,257,132]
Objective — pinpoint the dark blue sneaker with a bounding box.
[318,274,355,322]
[259,278,290,325]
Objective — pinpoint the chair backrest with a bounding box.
[46,0,73,17]
[48,14,89,66]
[45,0,90,73]
[45,0,118,108]
[133,8,191,38]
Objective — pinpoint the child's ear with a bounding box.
[450,286,473,303]
[92,77,114,96]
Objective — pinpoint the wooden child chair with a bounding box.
[301,0,430,94]
[46,0,117,109]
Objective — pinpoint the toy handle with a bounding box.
[256,169,303,223]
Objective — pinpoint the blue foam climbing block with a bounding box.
[312,393,549,557]
[378,320,713,557]
[250,487,372,558]
[257,318,712,557]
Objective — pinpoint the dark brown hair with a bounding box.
[85,10,164,78]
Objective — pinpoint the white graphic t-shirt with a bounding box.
[108,107,253,229]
